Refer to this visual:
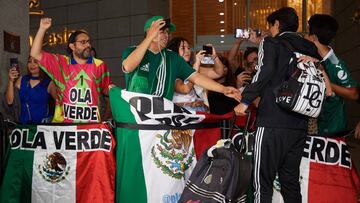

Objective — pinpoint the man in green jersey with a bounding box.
[307,14,359,135]
[122,16,240,101]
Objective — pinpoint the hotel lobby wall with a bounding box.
[30,0,169,88]
[0,0,29,93]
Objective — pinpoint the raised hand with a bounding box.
[8,67,19,82]
[236,71,252,87]
[248,29,263,45]
[193,50,206,69]
[40,17,52,30]
[146,19,165,41]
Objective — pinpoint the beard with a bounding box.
[74,47,91,59]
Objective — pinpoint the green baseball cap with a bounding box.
[143,16,176,33]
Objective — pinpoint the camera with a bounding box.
[235,28,250,39]
[201,45,214,65]
[202,45,213,55]
[161,18,171,31]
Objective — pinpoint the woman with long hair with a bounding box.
[167,37,225,112]
[5,56,57,124]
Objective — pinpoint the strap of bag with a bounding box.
[280,38,297,53]
[231,110,251,154]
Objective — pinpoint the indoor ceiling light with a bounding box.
[220,35,225,37]
[220,41,224,43]
[220,29,225,32]
[219,0,224,2]
[220,21,224,24]
[219,12,224,16]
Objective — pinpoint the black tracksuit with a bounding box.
[240,32,319,203]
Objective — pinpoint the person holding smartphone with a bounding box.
[4,57,57,124]
[228,28,263,73]
[167,37,225,112]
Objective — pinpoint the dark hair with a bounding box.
[218,56,236,87]
[266,7,299,33]
[243,47,258,61]
[66,30,89,55]
[27,56,48,81]
[167,37,189,53]
[308,14,338,45]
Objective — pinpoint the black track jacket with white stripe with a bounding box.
[240,32,320,130]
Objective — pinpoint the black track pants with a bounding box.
[253,127,306,203]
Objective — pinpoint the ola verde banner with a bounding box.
[0,123,116,203]
[109,88,231,203]
[273,135,359,203]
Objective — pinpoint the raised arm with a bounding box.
[31,18,52,61]
[199,45,224,79]
[228,39,243,73]
[122,19,165,72]
[5,68,20,105]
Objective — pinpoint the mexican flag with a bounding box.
[272,135,359,203]
[110,88,230,203]
[0,123,116,203]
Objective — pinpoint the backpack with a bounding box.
[179,114,253,203]
[275,40,326,118]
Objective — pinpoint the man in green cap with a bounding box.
[121,16,240,101]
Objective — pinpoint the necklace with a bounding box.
[30,76,40,80]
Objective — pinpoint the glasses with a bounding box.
[75,39,91,45]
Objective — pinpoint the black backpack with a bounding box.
[179,113,253,203]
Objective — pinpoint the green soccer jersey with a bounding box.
[122,47,195,100]
[318,50,358,135]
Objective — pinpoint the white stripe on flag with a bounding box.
[31,125,77,203]
[139,129,197,203]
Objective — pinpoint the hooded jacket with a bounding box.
[240,32,319,130]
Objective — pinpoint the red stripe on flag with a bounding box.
[75,123,116,203]
[307,137,359,203]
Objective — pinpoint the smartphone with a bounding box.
[235,28,250,39]
[161,18,171,30]
[10,58,19,72]
[202,45,213,55]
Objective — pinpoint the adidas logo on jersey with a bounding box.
[140,63,149,72]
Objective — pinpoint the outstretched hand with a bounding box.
[40,18,52,30]
[297,55,319,63]
[223,86,241,102]
[234,103,248,116]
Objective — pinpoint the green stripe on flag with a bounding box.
[110,87,148,203]
[0,125,36,203]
